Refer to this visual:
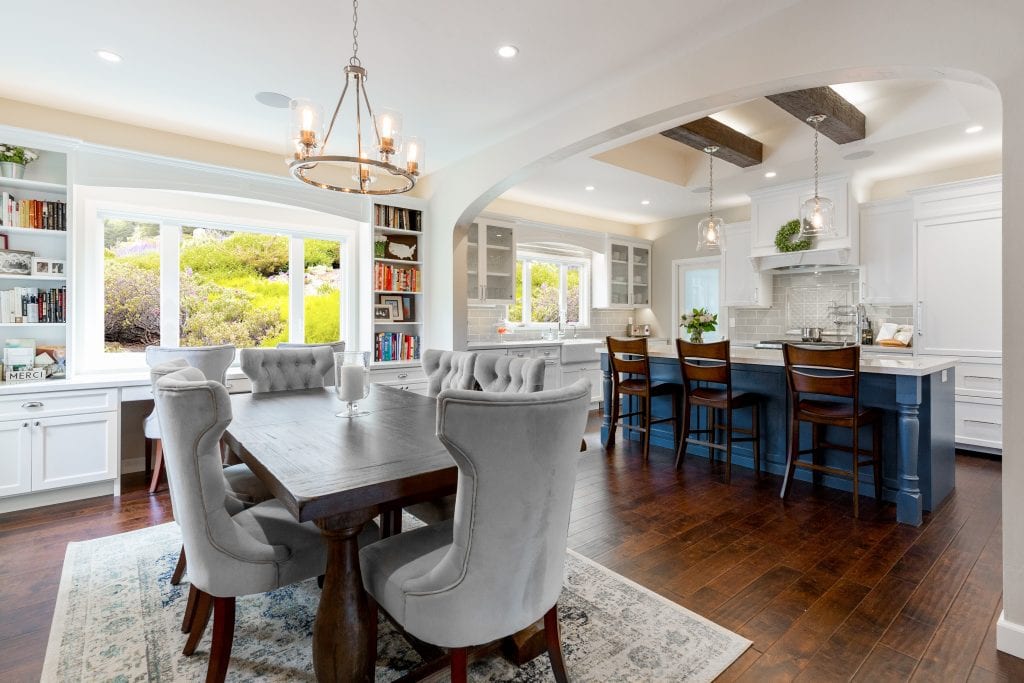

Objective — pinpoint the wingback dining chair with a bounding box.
[154,366,378,683]
[239,346,334,393]
[144,344,237,494]
[276,341,345,385]
[472,353,545,393]
[359,380,591,683]
[421,349,477,397]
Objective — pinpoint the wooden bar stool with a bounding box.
[674,339,762,483]
[781,344,883,518]
[605,336,681,462]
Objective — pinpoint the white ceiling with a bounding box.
[502,79,1003,224]
[0,0,799,171]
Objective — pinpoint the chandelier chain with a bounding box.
[350,0,361,66]
[708,150,714,218]
[813,117,820,199]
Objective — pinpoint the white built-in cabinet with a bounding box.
[468,219,517,305]
[749,174,856,257]
[858,199,915,304]
[0,419,32,496]
[912,176,1002,453]
[723,222,773,308]
[593,238,651,309]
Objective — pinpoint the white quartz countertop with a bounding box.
[468,338,603,349]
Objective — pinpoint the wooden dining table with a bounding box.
[222,384,457,683]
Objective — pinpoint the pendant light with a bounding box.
[799,114,835,237]
[696,145,724,252]
[287,0,424,195]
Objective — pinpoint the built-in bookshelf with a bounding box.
[0,144,70,384]
[371,201,423,364]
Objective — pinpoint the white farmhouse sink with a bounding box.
[560,338,603,363]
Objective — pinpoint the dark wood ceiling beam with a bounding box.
[766,87,866,144]
[659,117,764,168]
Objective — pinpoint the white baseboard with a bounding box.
[0,481,116,514]
[997,611,1024,658]
[122,456,146,475]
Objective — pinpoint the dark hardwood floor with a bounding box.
[0,413,1019,682]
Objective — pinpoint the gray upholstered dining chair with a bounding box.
[473,353,545,393]
[277,341,345,385]
[153,366,378,683]
[143,344,237,494]
[360,380,591,683]
[239,346,334,393]
[421,349,477,397]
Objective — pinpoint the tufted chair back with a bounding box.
[473,354,545,393]
[240,347,334,393]
[145,344,236,384]
[277,341,346,386]
[421,349,477,398]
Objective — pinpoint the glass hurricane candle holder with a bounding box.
[334,351,370,418]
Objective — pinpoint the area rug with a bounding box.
[42,523,749,682]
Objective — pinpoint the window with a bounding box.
[506,254,589,327]
[101,215,348,358]
[673,258,722,341]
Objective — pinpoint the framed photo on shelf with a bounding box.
[400,294,415,321]
[0,249,33,275]
[373,304,394,322]
[380,295,404,321]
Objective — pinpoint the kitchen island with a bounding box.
[600,345,957,525]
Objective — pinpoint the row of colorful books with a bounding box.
[374,263,420,292]
[373,204,422,232]
[1,193,67,230]
[374,332,420,362]
[0,286,66,323]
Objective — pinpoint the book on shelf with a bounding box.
[373,204,422,232]
[374,332,420,362]
[0,193,67,231]
[374,262,420,292]
[0,285,66,323]
[2,338,64,383]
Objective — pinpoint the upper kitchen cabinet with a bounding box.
[592,237,651,308]
[858,198,914,304]
[467,219,517,305]
[749,174,858,262]
[723,222,772,308]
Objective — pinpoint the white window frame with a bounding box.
[76,194,358,373]
[508,252,590,329]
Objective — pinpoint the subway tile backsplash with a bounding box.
[467,306,636,343]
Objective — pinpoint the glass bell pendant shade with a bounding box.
[697,215,724,251]
[799,195,835,237]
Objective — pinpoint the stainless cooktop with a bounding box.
[754,339,857,349]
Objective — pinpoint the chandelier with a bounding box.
[696,146,723,252]
[287,0,423,194]
[799,114,834,237]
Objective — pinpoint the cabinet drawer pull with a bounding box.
[34,421,41,427]
[22,422,28,428]
[21,401,44,408]
[397,373,409,379]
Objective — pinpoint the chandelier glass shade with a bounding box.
[287,0,423,194]
[697,145,723,252]
[799,114,835,237]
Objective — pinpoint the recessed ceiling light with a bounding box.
[584,185,595,191]
[496,45,519,59]
[95,49,122,63]
[640,199,651,206]
[965,125,984,134]
[843,149,875,160]
[764,171,777,178]
[254,91,292,109]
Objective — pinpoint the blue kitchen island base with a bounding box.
[600,350,956,526]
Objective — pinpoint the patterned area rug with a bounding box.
[42,523,749,682]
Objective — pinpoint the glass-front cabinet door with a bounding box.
[467,220,516,304]
[609,242,630,306]
[631,245,650,306]
[604,239,652,308]
[467,223,480,301]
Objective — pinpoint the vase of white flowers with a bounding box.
[680,307,718,344]
[0,145,39,179]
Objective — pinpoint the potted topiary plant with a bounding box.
[0,145,40,179]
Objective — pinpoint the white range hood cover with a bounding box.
[750,247,854,271]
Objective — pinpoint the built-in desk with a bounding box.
[600,346,957,526]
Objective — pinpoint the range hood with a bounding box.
[749,247,854,272]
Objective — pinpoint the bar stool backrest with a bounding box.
[676,339,730,392]
[783,344,861,405]
[606,336,651,391]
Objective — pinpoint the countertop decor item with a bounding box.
[0,144,38,179]
[286,0,424,195]
[696,145,724,252]
[775,219,813,252]
[681,307,718,344]
[799,114,836,238]
[334,350,370,417]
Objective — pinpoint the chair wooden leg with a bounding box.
[182,584,199,633]
[781,416,800,500]
[148,439,165,494]
[171,545,187,586]
[450,647,468,683]
[144,438,153,479]
[724,407,733,485]
[852,425,861,519]
[873,421,883,501]
[811,423,822,488]
[707,406,715,462]
[368,596,379,664]
[206,596,235,683]
[544,604,569,683]
[672,392,682,455]
[674,397,691,469]
[606,394,619,448]
[752,403,761,478]
[642,395,652,463]
[183,589,213,655]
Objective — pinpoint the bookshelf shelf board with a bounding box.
[0,322,65,328]
[485,245,512,252]
[371,359,421,368]
[374,289,422,295]
[487,272,513,277]
[0,274,66,282]
[374,321,422,326]
[374,258,422,265]
[0,226,68,239]
[0,177,67,194]
[374,226,423,236]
